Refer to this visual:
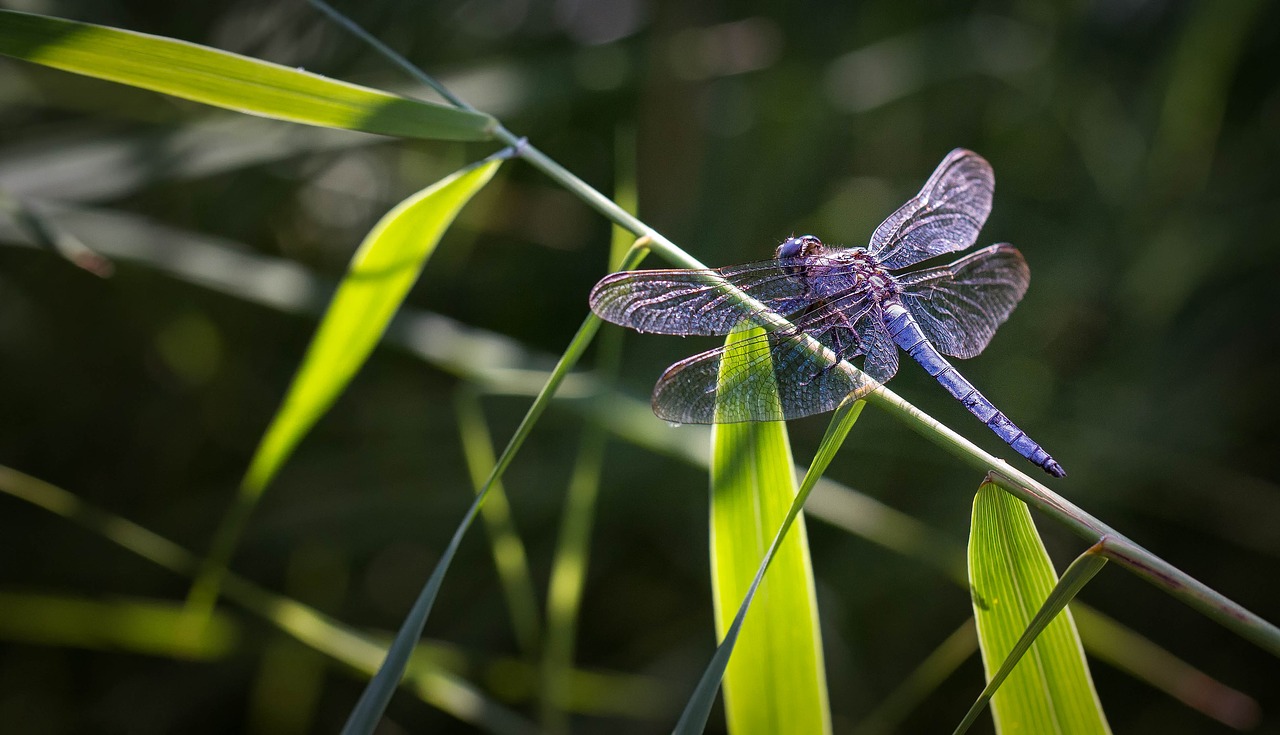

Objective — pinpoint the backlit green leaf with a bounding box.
[709,325,831,735]
[244,157,502,494]
[186,158,502,616]
[967,480,1111,734]
[0,9,495,140]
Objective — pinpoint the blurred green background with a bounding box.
[1,0,1278,732]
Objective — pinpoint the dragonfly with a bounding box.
[589,148,1064,478]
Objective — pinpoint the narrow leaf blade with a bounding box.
[186,159,501,615]
[708,325,830,735]
[967,480,1111,734]
[0,9,495,140]
[244,158,501,493]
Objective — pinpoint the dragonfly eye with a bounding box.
[776,235,824,260]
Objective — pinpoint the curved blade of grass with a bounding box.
[340,240,652,735]
[676,394,864,734]
[0,9,495,140]
[961,479,1111,735]
[706,328,830,735]
[188,157,502,616]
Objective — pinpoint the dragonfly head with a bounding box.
[776,235,825,260]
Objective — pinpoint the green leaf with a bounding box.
[707,325,831,735]
[675,396,862,735]
[966,480,1111,734]
[247,157,500,494]
[187,158,502,614]
[0,9,495,140]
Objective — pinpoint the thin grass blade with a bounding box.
[540,422,608,729]
[961,479,1111,734]
[187,158,502,616]
[340,242,651,735]
[0,9,495,139]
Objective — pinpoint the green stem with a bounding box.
[497,132,704,269]
[867,387,1280,657]
[308,0,475,111]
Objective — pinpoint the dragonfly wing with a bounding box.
[896,244,1029,359]
[869,149,994,271]
[652,301,892,423]
[589,259,815,336]
[856,306,900,383]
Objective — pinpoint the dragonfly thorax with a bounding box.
[789,244,900,302]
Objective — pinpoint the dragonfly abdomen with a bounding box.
[882,303,1066,478]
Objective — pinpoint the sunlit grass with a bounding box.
[708,326,830,735]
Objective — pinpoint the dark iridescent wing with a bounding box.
[895,244,1029,359]
[589,258,825,336]
[869,149,994,271]
[651,301,899,423]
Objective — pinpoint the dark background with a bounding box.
[1,0,1278,732]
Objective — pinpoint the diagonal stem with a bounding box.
[876,378,1280,656]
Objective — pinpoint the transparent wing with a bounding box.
[895,244,1029,359]
[869,149,994,271]
[589,258,825,336]
[856,306,900,383]
[651,301,898,423]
